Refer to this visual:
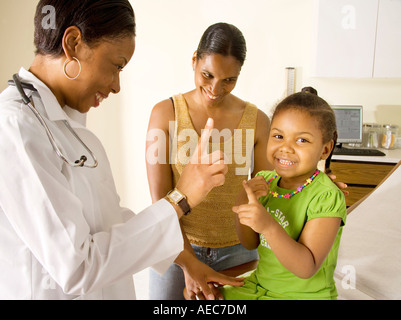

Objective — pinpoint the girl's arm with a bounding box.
[234,176,269,250]
[263,214,341,278]
[234,190,259,250]
[234,181,341,279]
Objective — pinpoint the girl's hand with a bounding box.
[235,175,269,206]
[246,175,270,199]
[232,180,273,234]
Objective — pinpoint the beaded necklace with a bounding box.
[267,169,320,199]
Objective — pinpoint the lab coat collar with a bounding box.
[18,68,87,128]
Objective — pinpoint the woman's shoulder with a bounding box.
[252,107,270,145]
[151,97,175,117]
[229,95,267,121]
[152,97,174,111]
[148,97,175,131]
[239,98,269,128]
[255,108,270,129]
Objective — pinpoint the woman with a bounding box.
[146,23,271,300]
[0,0,233,300]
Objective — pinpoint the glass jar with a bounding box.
[381,124,399,149]
[363,123,381,148]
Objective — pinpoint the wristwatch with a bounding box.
[166,188,191,215]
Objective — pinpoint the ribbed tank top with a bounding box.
[170,94,258,248]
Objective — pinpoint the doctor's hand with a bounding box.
[182,254,244,300]
[176,118,228,210]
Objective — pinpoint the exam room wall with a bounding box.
[1,0,401,215]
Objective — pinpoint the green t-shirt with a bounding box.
[221,170,347,300]
[256,170,346,299]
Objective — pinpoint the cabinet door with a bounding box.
[373,0,401,78]
[313,0,378,77]
[330,160,395,207]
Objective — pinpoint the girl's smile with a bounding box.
[276,158,296,168]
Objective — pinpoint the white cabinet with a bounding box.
[313,0,401,78]
[374,0,401,77]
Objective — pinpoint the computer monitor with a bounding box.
[331,105,363,145]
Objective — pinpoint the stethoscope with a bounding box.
[8,74,98,168]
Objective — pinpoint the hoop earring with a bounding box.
[63,57,81,80]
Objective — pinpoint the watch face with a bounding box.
[169,190,184,203]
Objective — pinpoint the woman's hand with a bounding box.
[176,118,228,208]
[326,173,349,196]
[182,255,244,300]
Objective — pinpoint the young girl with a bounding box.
[221,92,347,300]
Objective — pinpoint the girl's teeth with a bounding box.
[279,159,294,165]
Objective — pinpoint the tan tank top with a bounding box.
[171,94,258,248]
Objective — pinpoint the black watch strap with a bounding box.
[178,197,191,215]
[166,188,191,215]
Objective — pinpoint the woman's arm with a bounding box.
[146,99,175,203]
[235,109,271,249]
[251,109,272,177]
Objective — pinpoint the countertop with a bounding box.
[332,148,401,164]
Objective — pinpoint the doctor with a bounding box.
[0,0,240,299]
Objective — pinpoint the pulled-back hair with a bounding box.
[196,22,247,66]
[34,0,136,56]
[272,92,338,147]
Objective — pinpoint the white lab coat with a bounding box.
[0,68,184,299]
